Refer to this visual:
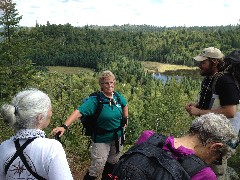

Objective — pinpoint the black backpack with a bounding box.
[81,91,125,138]
[211,49,240,95]
[108,133,207,180]
[223,49,240,90]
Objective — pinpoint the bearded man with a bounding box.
[185,47,240,179]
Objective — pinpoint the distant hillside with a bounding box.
[7,24,240,70]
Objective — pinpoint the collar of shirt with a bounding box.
[11,129,46,141]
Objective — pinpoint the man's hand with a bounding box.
[185,103,197,115]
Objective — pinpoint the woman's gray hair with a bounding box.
[189,113,238,158]
[0,88,51,132]
[98,70,116,84]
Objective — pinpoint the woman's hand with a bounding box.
[51,127,65,137]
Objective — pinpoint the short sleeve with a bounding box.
[115,91,127,107]
[215,75,240,106]
[77,96,98,117]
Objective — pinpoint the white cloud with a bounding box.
[12,0,240,27]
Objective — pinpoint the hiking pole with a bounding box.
[54,131,62,144]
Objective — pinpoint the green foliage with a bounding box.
[1,68,240,176]
[27,68,198,148]
[96,56,146,84]
[0,3,240,174]
[0,67,198,157]
[228,145,240,175]
[0,118,14,142]
[0,0,36,103]
[0,0,22,42]
[11,23,240,68]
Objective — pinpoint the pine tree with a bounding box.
[0,0,36,102]
[0,0,22,42]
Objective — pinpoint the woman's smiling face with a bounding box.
[100,77,116,94]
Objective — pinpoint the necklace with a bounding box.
[102,91,113,99]
[102,91,115,106]
[198,72,219,109]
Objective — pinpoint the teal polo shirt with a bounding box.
[78,91,127,143]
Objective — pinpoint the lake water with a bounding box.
[153,73,183,84]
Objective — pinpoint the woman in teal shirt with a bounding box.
[52,70,128,180]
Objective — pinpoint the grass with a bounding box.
[46,66,94,74]
[46,62,197,74]
[141,61,197,73]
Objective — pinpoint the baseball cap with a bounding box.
[194,47,224,61]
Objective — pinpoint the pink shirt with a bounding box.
[136,130,217,180]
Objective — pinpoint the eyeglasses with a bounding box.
[101,81,114,85]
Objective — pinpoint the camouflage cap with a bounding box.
[194,47,224,61]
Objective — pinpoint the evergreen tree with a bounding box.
[0,0,22,42]
[0,0,36,103]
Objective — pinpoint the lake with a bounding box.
[153,73,183,84]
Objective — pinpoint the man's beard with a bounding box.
[200,63,215,76]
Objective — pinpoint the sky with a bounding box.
[10,0,240,27]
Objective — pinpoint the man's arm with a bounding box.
[188,104,237,118]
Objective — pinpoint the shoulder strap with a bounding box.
[212,71,240,94]
[146,134,207,177]
[233,75,240,91]
[178,154,208,177]
[5,138,36,174]
[5,138,46,180]
[212,72,224,94]
[14,139,46,180]
[146,133,167,147]
[132,135,190,179]
[92,92,104,121]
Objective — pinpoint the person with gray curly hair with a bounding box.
[188,113,237,161]
[185,47,240,179]
[0,88,73,180]
[134,113,238,180]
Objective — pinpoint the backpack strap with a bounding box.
[113,91,122,107]
[92,92,105,121]
[90,92,105,141]
[145,133,167,147]
[123,134,190,179]
[233,74,240,91]
[139,134,207,178]
[5,138,36,174]
[91,91,125,153]
[5,138,46,180]
[178,154,208,177]
[211,72,224,95]
[91,91,123,125]
[14,139,46,180]
[112,91,126,150]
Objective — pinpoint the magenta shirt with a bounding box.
[136,130,217,180]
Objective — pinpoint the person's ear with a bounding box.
[209,142,223,151]
[36,114,44,122]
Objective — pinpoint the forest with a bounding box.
[0,0,240,179]
[3,22,240,69]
